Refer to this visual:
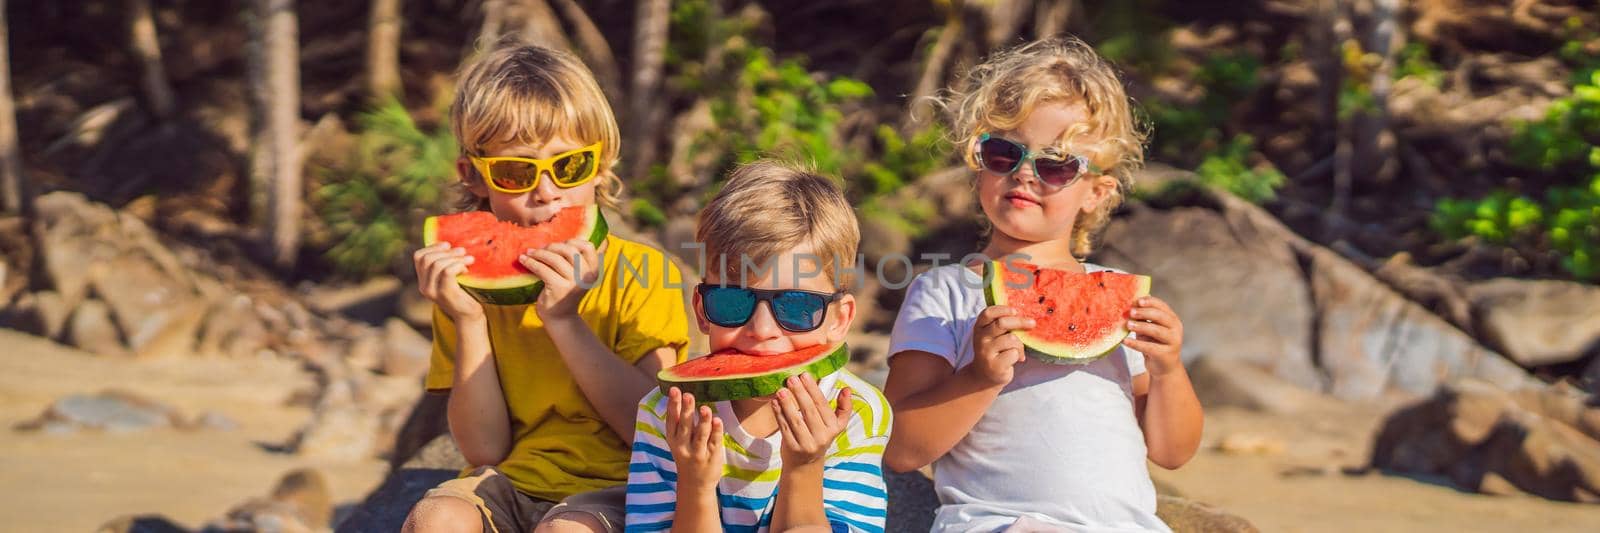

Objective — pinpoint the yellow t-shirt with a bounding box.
[426,234,690,502]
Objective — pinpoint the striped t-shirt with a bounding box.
[625,370,891,533]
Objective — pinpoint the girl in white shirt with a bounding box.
[882,36,1204,533]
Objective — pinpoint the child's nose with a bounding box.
[741,301,785,340]
[527,171,562,203]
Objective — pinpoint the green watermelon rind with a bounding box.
[656,343,850,402]
[982,261,1152,365]
[421,205,609,306]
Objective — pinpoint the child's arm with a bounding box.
[1124,296,1203,469]
[771,375,855,531]
[522,239,676,442]
[627,389,723,533]
[882,306,1034,472]
[415,243,512,465]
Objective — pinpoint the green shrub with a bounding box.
[313,99,455,277]
[1195,134,1286,203]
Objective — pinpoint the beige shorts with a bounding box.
[424,466,625,533]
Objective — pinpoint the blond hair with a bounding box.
[696,160,860,290]
[449,44,623,211]
[945,36,1148,258]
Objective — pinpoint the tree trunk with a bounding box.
[983,0,1030,49]
[366,0,403,101]
[551,0,621,100]
[1034,0,1075,39]
[477,0,506,50]
[129,0,176,119]
[625,0,670,180]
[902,0,965,135]
[250,0,302,270]
[517,0,570,51]
[0,0,23,216]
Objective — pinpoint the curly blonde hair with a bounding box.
[944,36,1148,258]
[449,44,624,212]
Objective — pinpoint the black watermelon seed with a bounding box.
[1068,324,1077,331]
[487,239,494,245]
[1037,295,1046,304]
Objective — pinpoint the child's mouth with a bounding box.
[1004,192,1040,208]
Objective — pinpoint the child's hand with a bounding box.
[772,374,853,467]
[664,387,724,493]
[413,242,484,321]
[519,238,601,321]
[1123,296,1184,377]
[966,305,1034,386]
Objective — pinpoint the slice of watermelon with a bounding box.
[983,260,1151,365]
[421,205,608,306]
[657,343,850,402]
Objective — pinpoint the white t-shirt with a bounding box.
[888,263,1170,533]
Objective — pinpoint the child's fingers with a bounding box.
[1127,321,1176,347]
[544,242,582,271]
[834,387,853,425]
[772,398,796,443]
[522,249,575,282]
[797,375,830,424]
[788,376,827,430]
[775,388,813,443]
[990,315,1036,334]
[573,239,599,273]
[1122,336,1169,357]
[708,417,724,451]
[693,405,714,450]
[1129,304,1179,330]
[976,306,1017,330]
[665,387,684,438]
[518,251,566,284]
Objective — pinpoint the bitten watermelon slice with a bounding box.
[983,260,1151,365]
[657,343,850,402]
[421,205,608,306]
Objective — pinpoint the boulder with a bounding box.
[1466,278,1600,368]
[66,298,127,356]
[16,389,184,434]
[380,318,431,379]
[1372,379,1600,502]
[1155,496,1261,533]
[1186,356,1327,414]
[1096,186,1534,400]
[335,435,467,533]
[209,468,333,533]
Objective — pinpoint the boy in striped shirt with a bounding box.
[625,160,891,532]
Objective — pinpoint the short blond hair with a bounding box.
[945,36,1148,258]
[696,160,860,289]
[449,44,623,211]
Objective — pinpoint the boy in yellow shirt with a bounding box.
[402,44,689,533]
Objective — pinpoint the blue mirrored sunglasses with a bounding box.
[696,284,844,333]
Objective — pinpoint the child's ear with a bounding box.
[826,293,856,344]
[691,288,711,335]
[1080,174,1119,214]
[457,157,489,199]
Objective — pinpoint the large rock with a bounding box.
[1155,496,1261,533]
[209,468,333,533]
[1096,194,1322,390]
[380,318,431,378]
[336,435,467,533]
[1096,186,1533,400]
[1372,379,1600,502]
[1186,356,1327,414]
[15,389,185,434]
[1466,278,1600,368]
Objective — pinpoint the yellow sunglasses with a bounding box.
[468,141,603,194]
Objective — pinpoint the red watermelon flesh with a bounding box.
[657,343,849,402]
[984,260,1151,364]
[421,205,608,305]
